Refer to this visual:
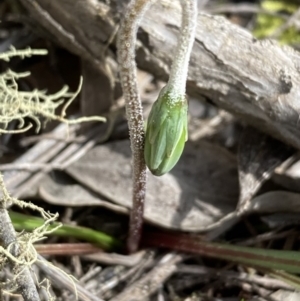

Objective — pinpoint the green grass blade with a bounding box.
[10,211,122,251]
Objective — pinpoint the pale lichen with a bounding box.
[0,46,105,134]
[0,46,102,299]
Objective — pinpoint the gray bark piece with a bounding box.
[21,0,300,149]
[66,139,239,231]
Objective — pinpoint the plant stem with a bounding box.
[167,0,198,96]
[0,198,40,301]
[118,0,197,251]
[144,0,197,176]
[143,230,300,274]
[117,0,153,253]
[0,174,40,301]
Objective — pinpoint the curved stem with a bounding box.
[167,0,198,97]
[117,0,153,253]
[118,0,197,251]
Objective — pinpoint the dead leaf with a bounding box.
[63,139,239,231]
[245,190,300,214]
[38,172,128,214]
[237,127,294,211]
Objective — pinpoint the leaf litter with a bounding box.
[2,0,300,300]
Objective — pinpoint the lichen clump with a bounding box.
[0,47,105,134]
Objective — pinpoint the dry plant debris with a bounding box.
[1,0,300,300]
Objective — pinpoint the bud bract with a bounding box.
[144,87,188,176]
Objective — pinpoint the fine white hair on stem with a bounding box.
[117,0,197,251]
[117,0,154,147]
[167,0,198,97]
[117,0,155,253]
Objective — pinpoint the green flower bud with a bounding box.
[144,87,188,176]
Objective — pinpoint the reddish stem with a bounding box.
[117,0,152,253]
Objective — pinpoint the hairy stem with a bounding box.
[144,0,197,176]
[167,0,198,96]
[118,0,197,250]
[117,0,153,253]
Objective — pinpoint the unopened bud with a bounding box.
[144,87,188,176]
